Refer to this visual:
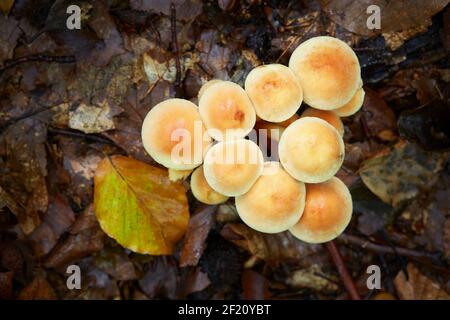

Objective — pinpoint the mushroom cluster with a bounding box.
[141,36,364,244]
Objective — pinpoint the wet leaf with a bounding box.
[359,141,450,207]
[44,205,105,268]
[17,275,56,300]
[320,0,449,36]
[220,223,324,264]
[180,205,216,267]
[94,155,189,255]
[398,100,450,151]
[394,264,450,299]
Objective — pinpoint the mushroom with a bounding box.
[289,36,361,110]
[301,107,344,136]
[190,165,229,204]
[278,117,344,183]
[199,81,256,141]
[244,64,303,122]
[289,177,352,243]
[141,98,212,170]
[235,162,306,233]
[198,79,223,100]
[333,88,365,117]
[203,139,264,196]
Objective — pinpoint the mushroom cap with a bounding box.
[190,165,229,205]
[333,88,365,117]
[141,98,212,170]
[245,64,303,122]
[203,139,264,196]
[199,81,256,141]
[289,36,361,110]
[289,177,352,243]
[236,162,306,233]
[278,117,345,183]
[301,107,344,136]
[198,79,223,100]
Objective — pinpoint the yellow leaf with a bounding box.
[94,155,189,255]
[0,0,14,14]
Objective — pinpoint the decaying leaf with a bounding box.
[69,101,117,134]
[17,275,56,300]
[220,223,324,264]
[359,141,450,207]
[94,155,189,255]
[394,264,450,300]
[320,0,449,36]
[0,0,15,15]
[130,0,203,21]
[287,265,339,292]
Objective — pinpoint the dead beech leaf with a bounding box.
[130,0,203,21]
[394,264,450,300]
[180,205,216,267]
[94,155,189,255]
[17,276,56,300]
[359,142,450,207]
[287,265,338,292]
[320,0,449,36]
[0,0,14,15]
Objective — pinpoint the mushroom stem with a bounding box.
[325,240,361,300]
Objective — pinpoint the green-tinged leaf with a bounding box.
[94,155,189,255]
[359,141,450,207]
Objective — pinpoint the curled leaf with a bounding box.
[94,155,189,255]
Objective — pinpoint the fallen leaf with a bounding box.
[0,271,13,299]
[287,264,339,292]
[94,155,189,255]
[139,256,180,299]
[241,269,271,300]
[320,0,449,36]
[220,223,324,265]
[44,205,105,268]
[94,247,137,281]
[0,0,14,14]
[179,267,211,297]
[360,141,450,207]
[28,194,75,257]
[69,101,117,134]
[0,15,21,64]
[394,263,450,300]
[180,205,216,267]
[130,0,203,21]
[17,275,56,300]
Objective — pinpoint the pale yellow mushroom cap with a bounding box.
[289,177,352,243]
[141,98,212,170]
[289,36,361,110]
[333,88,365,117]
[236,162,306,234]
[278,117,345,183]
[190,165,229,205]
[301,107,344,136]
[198,79,223,100]
[199,81,256,141]
[203,139,264,196]
[245,64,303,122]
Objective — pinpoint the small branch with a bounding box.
[325,240,361,300]
[0,54,75,74]
[0,104,59,133]
[338,234,440,260]
[170,3,183,97]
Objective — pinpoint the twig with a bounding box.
[338,234,440,260]
[48,127,124,150]
[0,54,75,74]
[0,104,60,133]
[325,240,361,300]
[170,3,183,97]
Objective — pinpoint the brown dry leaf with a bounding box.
[28,194,75,258]
[287,265,339,292]
[394,264,450,300]
[220,223,324,264]
[241,269,271,300]
[94,155,189,255]
[359,141,450,207]
[0,271,13,299]
[130,0,203,21]
[180,205,216,267]
[94,247,137,281]
[139,256,180,299]
[17,275,56,300]
[0,15,21,64]
[444,218,450,259]
[44,205,105,268]
[320,0,449,36]
[0,118,48,234]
